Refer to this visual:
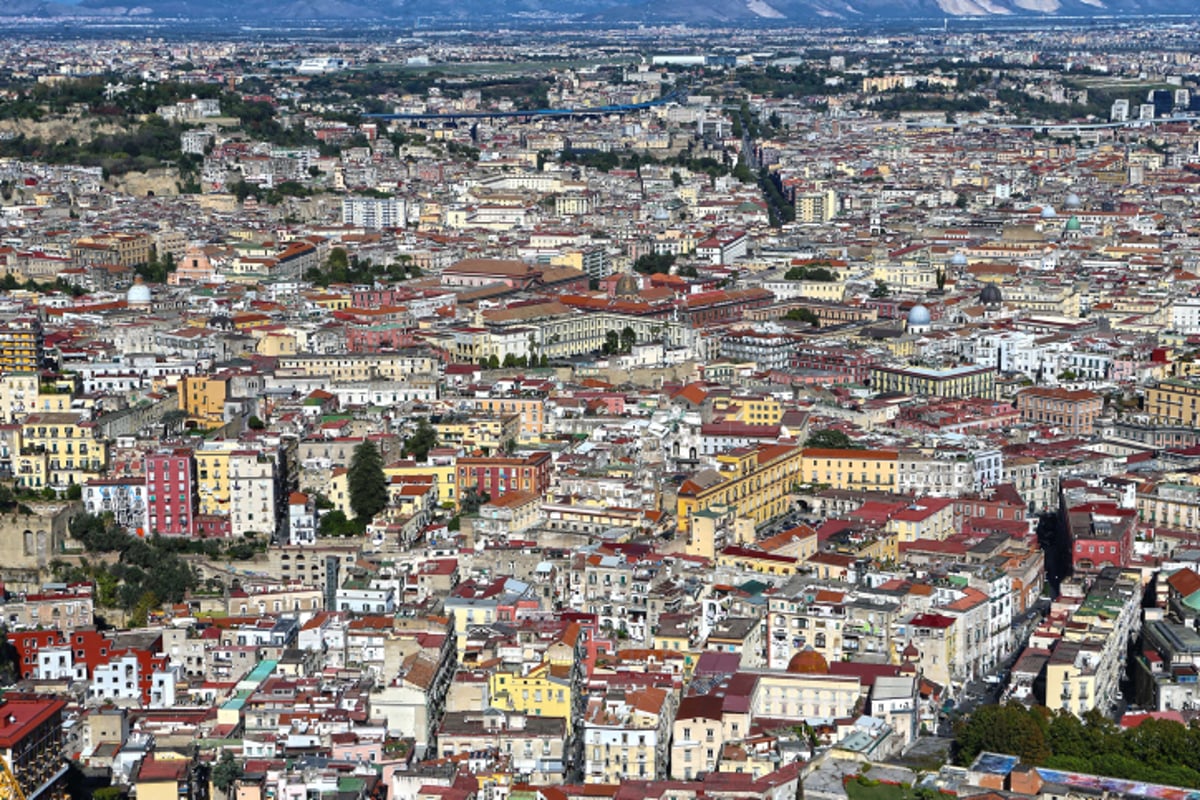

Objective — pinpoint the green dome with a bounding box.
[1065,216,1082,231]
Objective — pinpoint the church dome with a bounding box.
[980,284,1003,306]
[1065,216,1082,232]
[907,304,932,327]
[951,252,968,267]
[1064,192,1082,209]
[1040,205,1057,219]
[615,272,640,298]
[787,648,829,675]
[126,277,151,307]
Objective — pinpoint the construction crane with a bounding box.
[0,756,26,800]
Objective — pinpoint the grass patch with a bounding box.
[846,778,917,800]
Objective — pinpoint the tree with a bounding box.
[403,418,438,462]
[936,268,946,291]
[326,247,349,271]
[954,703,1049,766]
[347,441,388,523]
[319,509,363,537]
[805,429,857,450]
[603,330,620,355]
[247,415,265,430]
[211,751,243,796]
[785,265,836,282]
[459,486,489,515]
[633,253,676,275]
[486,354,500,370]
[870,279,891,298]
[620,326,637,353]
[784,308,819,327]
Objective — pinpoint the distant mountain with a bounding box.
[13,0,1200,23]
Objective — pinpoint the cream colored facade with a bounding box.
[752,672,861,719]
[275,353,439,382]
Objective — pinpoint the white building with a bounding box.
[150,665,181,708]
[1172,299,1200,334]
[36,646,74,681]
[335,585,396,615]
[341,196,405,229]
[287,492,317,546]
[89,655,142,703]
[897,448,1002,497]
[83,478,148,532]
[229,450,277,538]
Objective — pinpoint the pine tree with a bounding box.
[348,440,388,523]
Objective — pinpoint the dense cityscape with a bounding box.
[0,19,1197,800]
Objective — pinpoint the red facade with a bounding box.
[145,449,198,537]
[457,452,552,499]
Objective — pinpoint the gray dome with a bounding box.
[1064,193,1082,209]
[980,284,1003,306]
[1040,205,1057,219]
[951,252,968,267]
[907,304,932,327]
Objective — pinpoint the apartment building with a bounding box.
[1016,387,1104,435]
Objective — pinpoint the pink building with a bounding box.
[145,449,198,537]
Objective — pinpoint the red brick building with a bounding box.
[456,452,553,500]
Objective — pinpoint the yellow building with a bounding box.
[714,547,800,576]
[676,443,803,534]
[19,412,107,489]
[871,263,938,291]
[0,316,43,373]
[488,662,574,723]
[385,457,458,508]
[275,352,439,383]
[885,498,956,543]
[1146,379,1200,427]
[253,329,299,357]
[1004,284,1081,317]
[13,450,48,490]
[0,373,39,423]
[134,755,191,800]
[195,444,238,515]
[652,629,692,653]
[1137,478,1200,532]
[1045,646,1101,717]
[434,415,520,454]
[710,394,784,425]
[327,468,352,517]
[179,374,229,427]
[800,448,897,491]
[794,280,846,302]
[459,397,545,442]
[794,189,838,224]
[72,232,154,267]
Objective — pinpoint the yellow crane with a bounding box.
[0,756,26,800]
